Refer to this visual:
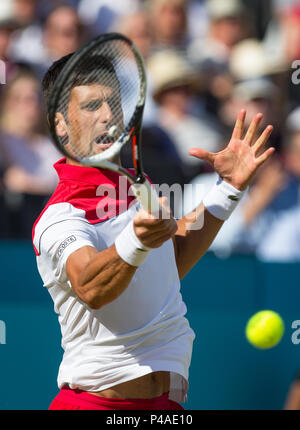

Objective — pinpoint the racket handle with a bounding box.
[130,180,160,215]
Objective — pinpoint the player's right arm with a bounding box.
[66,245,137,309]
[65,198,177,310]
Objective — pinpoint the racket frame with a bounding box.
[48,33,159,213]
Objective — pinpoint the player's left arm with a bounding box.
[173,110,274,279]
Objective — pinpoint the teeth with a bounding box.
[95,136,113,145]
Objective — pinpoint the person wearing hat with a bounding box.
[183,97,300,261]
[9,4,85,79]
[254,107,300,262]
[182,77,287,258]
[220,78,280,135]
[147,49,223,182]
[187,0,253,117]
[188,0,251,70]
[146,0,189,54]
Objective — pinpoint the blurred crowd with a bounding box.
[0,0,300,262]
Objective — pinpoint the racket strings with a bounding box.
[56,39,142,160]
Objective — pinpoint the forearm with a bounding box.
[75,245,137,309]
[68,204,176,309]
[174,203,224,279]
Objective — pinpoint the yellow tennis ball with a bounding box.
[245,310,284,349]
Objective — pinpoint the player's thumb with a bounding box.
[189,148,214,165]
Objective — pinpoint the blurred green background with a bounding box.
[0,241,299,410]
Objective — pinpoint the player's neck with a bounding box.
[66,157,121,167]
[66,157,82,167]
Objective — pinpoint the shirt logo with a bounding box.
[57,235,77,258]
[228,195,239,201]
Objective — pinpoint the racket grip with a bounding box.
[130,181,160,214]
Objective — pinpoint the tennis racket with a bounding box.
[48,33,160,214]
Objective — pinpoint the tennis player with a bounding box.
[32,53,274,410]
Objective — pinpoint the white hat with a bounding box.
[230,38,288,80]
[147,50,200,101]
[207,0,246,20]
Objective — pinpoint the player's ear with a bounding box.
[55,112,68,137]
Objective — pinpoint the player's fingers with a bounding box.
[252,125,274,155]
[256,147,275,167]
[136,206,172,225]
[244,113,263,146]
[231,109,246,140]
[144,230,178,249]
[134,210,176,233]
[135,219,178,248]
[139,216,178,236]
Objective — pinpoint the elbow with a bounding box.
[74,282,104,310]
[81,289,107,310]
[76,282,118,310]
[85,297,103,310]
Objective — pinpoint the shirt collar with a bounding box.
[54,157,126,186]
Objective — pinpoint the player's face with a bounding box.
[55,82,122,157]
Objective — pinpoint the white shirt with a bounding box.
[32,159,195,402]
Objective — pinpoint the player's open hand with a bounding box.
[133,197,178,248]
[189,110,274,190]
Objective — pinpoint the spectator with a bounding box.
[284,369,300,410]
[146,0,189,54]
[182,155,286,259]
[115,9,152,60]
[10,4,85,77]
[0,67,60,239]
[43,5,84,60]
[0,0,22,83]
[254,108,300,261]
[229,38,289,141]
[77,0,139,36]
[115,9,187,205]
[9,0,44,72]
[182,78,287,257]
[188,0,250,74]
[187,0,251,118]
[278,3,300,64]
[183,103,300,260]
[14,0,39,26]
[114,9,157,125]
[0,149,9,238]
[147,49,223,182]
[230,38,288,82]
[219,77,282,150]
[121,124,187,214]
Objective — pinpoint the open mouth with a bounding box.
[94,134,115,149]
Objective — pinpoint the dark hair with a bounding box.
[41,53,74,108]
[42,52,118,115]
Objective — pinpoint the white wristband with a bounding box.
[202,176,245,221]
[115,220,151,267]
